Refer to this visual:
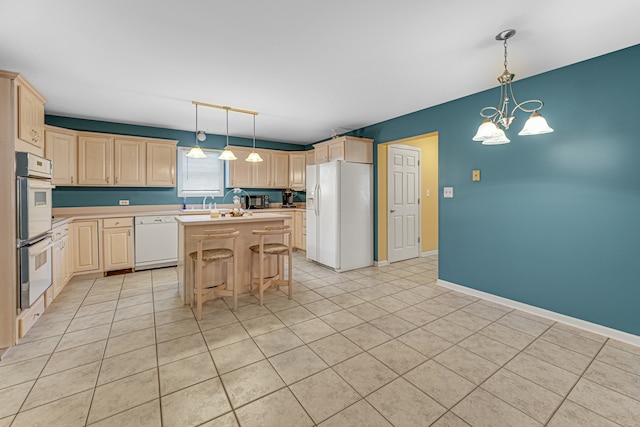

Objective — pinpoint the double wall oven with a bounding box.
[16,152,54,310]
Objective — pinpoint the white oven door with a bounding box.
[18,177,53,241]
[19,234,54,308]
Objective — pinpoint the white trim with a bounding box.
[375,260,390,267]
[437,279,640,347]
[421,250,438,257]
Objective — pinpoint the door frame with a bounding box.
[376,132,439,266]
[387,144,422,263]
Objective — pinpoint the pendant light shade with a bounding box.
[472,118,499,142]
[518,111,554,136]
[245,114,263,162]
[187,104,207,158]
[218,109,237,161]
[482,128,510,145]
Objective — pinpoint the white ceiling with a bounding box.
[2,1,639,145]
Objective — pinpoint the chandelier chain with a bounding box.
[504,39,509,71]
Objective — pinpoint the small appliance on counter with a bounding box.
[244,195,269,209]
[281,189,297,208]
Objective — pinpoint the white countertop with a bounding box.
[175,212,291,225]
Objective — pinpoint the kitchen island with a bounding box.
[175,212,291,305]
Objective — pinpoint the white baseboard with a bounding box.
[421,250,438,257]
[437,279,640,347]
[374,260,389,267]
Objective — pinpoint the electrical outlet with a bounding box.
[443,187,454,198]
[472,170,481,181]
[119,200,129,206]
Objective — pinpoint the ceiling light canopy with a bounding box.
[473,29,553,145]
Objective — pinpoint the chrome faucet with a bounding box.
[202,195,214,210]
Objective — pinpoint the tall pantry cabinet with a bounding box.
[0,71,47,357]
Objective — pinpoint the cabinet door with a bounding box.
[305,150,315,166]
[45,130,77,185]
[147,141,176,187]
[227,147,253,187]
[314,144,329,164]
[103,227,133,271]
[78,136,112,185]
[271,152,289,188]
[70,221,99,272]
[51,239,63,299]
[65,233,74,283]
[289,153,306,191]
[17,85,45,148]
[114,138,146,186]
[252,150,271,187]
[328,140,345,161]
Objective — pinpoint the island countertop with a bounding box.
[175,212,292,225]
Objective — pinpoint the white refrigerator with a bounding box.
[306,161,373,272]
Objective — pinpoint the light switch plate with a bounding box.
[472,170,481,181]
[443,187,453,198]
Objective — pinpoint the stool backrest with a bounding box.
[251,225,292,250]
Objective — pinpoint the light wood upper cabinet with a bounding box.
[114,138,146,186]
[78,135,113,185]
[45,127,76,185]
[305,150,315,166]
[70,220,100,273]
[313,136,373,164]
[271,151,289,188]
[226,147,283,189]
[102,217,134,271]
[17,82,46,149]
[314,143,329,164]
[227,147,254,188]
[45,129,177,187]
[253,150,272,187]
[147,141,177,186]
[289,153,306,191]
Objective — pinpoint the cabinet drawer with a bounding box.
[103,217,133,228]
[18,295,45,339]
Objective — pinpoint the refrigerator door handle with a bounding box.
[315,184,320,216]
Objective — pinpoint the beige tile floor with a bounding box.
[1,252,639,426]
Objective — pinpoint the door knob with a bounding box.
[390,209,395,213]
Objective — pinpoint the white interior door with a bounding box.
[388,145,421,263]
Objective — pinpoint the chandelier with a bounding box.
[473,29,554,145]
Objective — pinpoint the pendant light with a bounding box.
[218,108,237,160]
[245,114,263,162]
[187,104,207,158]
[473,29,554,144]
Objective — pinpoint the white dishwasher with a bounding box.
[134,216,178,270]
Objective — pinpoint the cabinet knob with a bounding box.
[106,177,110,183]
[71,176,74,184]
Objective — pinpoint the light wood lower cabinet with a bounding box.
[51,223,70,300]
[294,211,306,250]
[70,220,100,273]
[102,217,134,271]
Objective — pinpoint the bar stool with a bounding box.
[190,228,239,320]
[249,225,293,305]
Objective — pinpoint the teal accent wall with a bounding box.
[46,116,306,207]
[353,44,640,336]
